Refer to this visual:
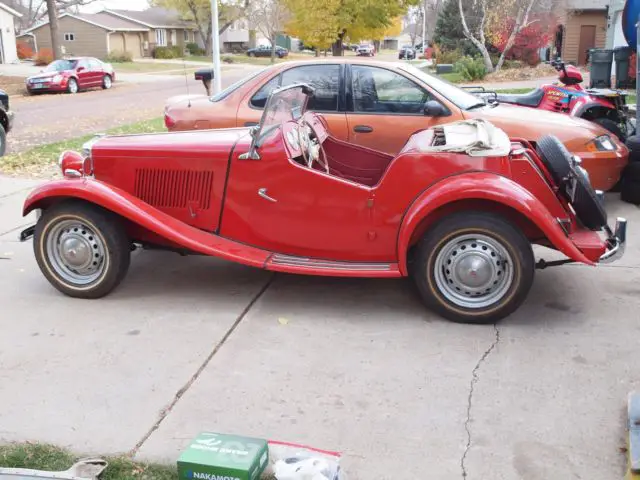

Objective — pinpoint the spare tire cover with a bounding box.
[536,135,607,230]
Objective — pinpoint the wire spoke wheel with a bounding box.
[46,219,107,286]
[433,234,514,309]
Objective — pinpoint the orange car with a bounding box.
[164,59,628,191]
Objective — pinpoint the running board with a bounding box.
[266,253,402,278]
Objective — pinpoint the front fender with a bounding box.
[571,99,617,118]
[23,178,271,268]
[397,173,593,275]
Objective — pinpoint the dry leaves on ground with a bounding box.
[0,75,27,96]
[485,64,559,82]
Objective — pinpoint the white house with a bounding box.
[0,1,21,64]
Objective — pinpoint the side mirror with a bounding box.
[77,66,85,72]
[423,100,449,117]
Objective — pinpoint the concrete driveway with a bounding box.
[1,174,639,479]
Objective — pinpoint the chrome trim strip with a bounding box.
[271,254,392,271]
[599,217,627,264]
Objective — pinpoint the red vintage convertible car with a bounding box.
[20,84,626,323]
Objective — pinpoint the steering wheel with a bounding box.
[297,119,329,174]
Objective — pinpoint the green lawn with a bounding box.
[0,118,164,175]
[111,62,200,73]
[439,72,464,83]
[0,443,177,480]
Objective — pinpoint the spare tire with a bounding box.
[625,134,640,155]
[536,135,607,230]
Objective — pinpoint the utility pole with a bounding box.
[422,0,427,50]
[46,0,61,60]
[210,0,222,94]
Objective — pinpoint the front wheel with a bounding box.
[102,74,112,89]
[0,123,6,157]
[67,78,78,94]
[412,212,535,324]
[34,202,131,298]
[593,117,625,141]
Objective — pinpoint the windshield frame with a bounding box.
[398,63,486,110]
[240,83,313,160]
[209,67,269,102]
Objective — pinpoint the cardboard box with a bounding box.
[178,432,269,480]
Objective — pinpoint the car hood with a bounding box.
[91,127,251,160]
[28,71,69,80]
[465,103,608,139]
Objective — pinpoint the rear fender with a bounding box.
[23,178,271,268]
[397,172,593,275]
[572,100,618,119]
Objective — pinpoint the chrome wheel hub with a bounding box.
[104,76,111,88]
[46,220,106,285]
[433,234,514,309]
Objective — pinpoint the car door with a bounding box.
[236,64,348,140]
[88,58,104,86]
[345,65,452,155]
[74,59,92,88]
[220,135,378,261]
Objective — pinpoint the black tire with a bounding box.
[102,74,112,89]
[413,211,535,324]
[67,78,78,94]
[0,123,6,157]
[248,52,255,57]
[34,201,130,298]
[536,135,607,229]
[593,117,625,140]
[626,134,640,156]
[621,162,640,205]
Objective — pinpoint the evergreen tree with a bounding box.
[433,0,479,55]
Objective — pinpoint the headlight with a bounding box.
[52,74,63,83]
[587,134,616,152]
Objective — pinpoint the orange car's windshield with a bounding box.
[399,64,486,110]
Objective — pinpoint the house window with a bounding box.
[64,33,75,41]
[184,30,189,41]
[156,29,167,46]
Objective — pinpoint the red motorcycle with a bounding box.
[483,61,633,140]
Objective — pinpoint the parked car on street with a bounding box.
[0,88,14,157]
[247,45,289,58]
[356,44,375,56]
[164,59,628,191]
[399,45,416,60]
[20,84,627,323]
[25,57,115,95]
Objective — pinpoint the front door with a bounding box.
[345,65,448,155]
[578,25,596,66]
[236,64,349,140]
[221,137,376,261]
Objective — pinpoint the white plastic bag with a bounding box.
[266,441,346,480]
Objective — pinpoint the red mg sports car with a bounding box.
[20,84,626,323]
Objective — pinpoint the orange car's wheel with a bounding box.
[34,201,130,298]
[413,211,534,324]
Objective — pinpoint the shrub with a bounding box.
[104,50,133,62]
[152,46,182,59]
[34,48,53,66]
[222,55,235,63]
[16,41,34,60]
[503,59,525,70]
[436,47,464,65]
[454,56,487,81]
[185,42,204,55]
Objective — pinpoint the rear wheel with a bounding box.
[67,78,78,94]
[412,212,534,324]
[34,201,130,298]
[593,117,625,141]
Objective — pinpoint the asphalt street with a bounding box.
[1,173,640,479]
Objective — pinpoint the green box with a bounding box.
[178,432,269,480]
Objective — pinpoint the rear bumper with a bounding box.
[599,217,627,263]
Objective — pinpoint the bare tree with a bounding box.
[458,0,537,72]
[44,0,61,59]
[5,0,97,33]
[250,0,289,62]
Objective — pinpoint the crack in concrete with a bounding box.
[460,324,500,479]
[128,273,276,458]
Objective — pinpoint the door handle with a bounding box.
[258,188,277,203]
[244,121,259,126]
[353,125,373,133]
